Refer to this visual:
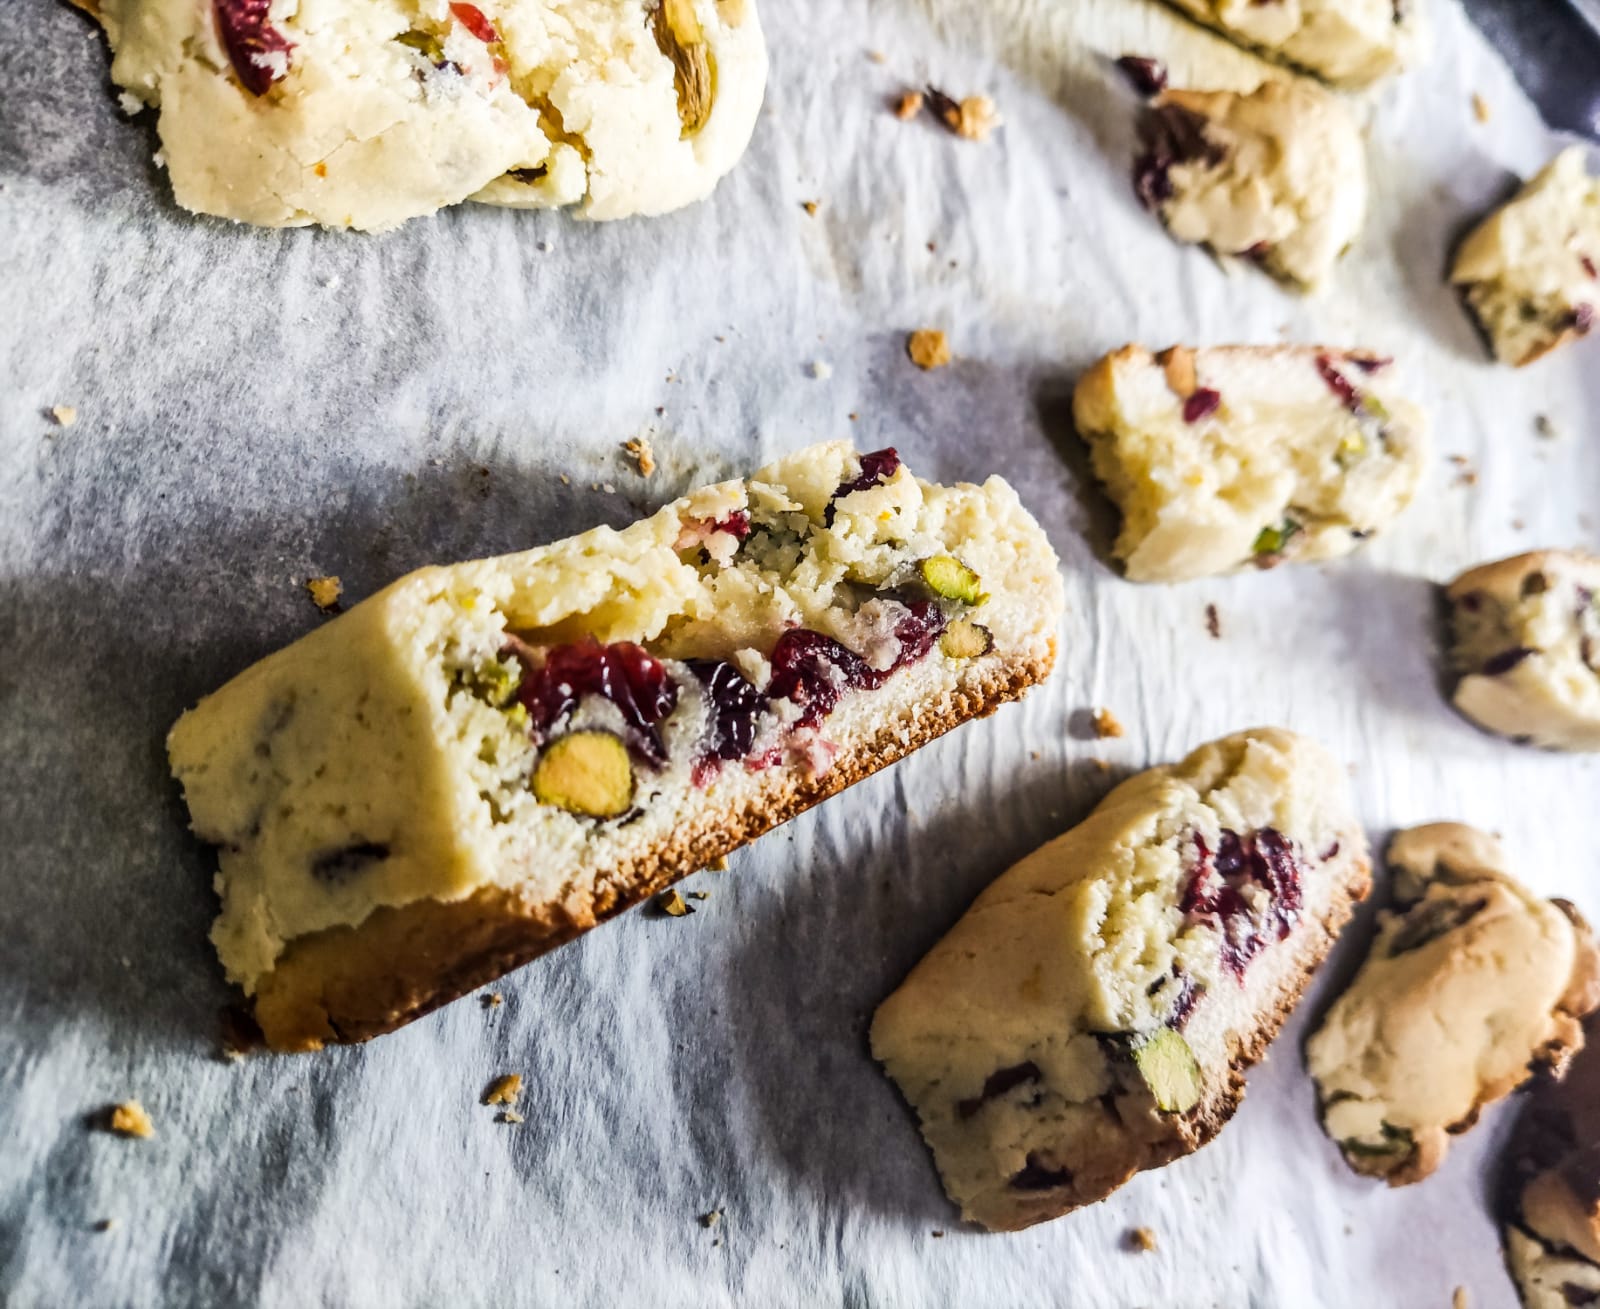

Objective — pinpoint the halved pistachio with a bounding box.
[532,731,633,818]
[1251,518,1302,559]
[651,0,714,138]
[940,618,994,660]
[1131,1029,1203,1113]
[919,555,986,605]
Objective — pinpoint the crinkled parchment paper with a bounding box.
[2,1,1597,1304]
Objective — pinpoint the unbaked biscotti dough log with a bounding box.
[1307,824,1600,1187]
[871,728,1370,1232]
[1451,149,1600,368]
[1073,344,1428,582]
[1447,549,1600,752]
[1134,79,1367,290]
[168,442,1063,1051]
[72,0,766,229]
[1501,1014,1600,1308]
[1159,0,1422,89]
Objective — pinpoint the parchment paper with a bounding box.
[3,1,1598,1305]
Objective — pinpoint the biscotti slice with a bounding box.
[77,0,766,230]
[870,728,1370,1232]
[1307,824,1600,1187]
[1073,344,1428,583]
[168,442,1063,1051]
[1447,550,1600,751]
[1502,1015,1600,1308]
[1160,0,1421,88]
[1451,149,1600,367]
[1134,79,1366,290]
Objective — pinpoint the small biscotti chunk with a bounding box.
[1073,344,1428,583]
[1502,1014,1600,1309]
[77,0,766,229]
[1451,149,1600,367]
[168,442,1063,1051]
[1160,0,1422,88]
[871,728,1370,1232]
[1134,79,1366,289]
[1447,550,1600,751]
[1308,824,1600,1187]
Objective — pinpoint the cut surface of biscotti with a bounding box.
[1134,79,1366,290]
[78,0,767,230]
[870,728,1371,1232]
[1451,149,1600,367]
[168,442,1063,1050]
[1502,1014,1600,1308]
[1073,344,1428,583]
[1160,0,1422,88]
[1307,824,1600,1187]
[1447,550,1600,752]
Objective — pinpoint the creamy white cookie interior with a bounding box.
[1161,0,1423,88]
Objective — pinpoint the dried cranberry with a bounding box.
[713,510,751,541]
[1562,1285,1600,1307]
[449,1,499,42]
[1183,388,1221,423]
[957,1062,1042,1119]
[1116,55,1167,97]
[832,448,901,501]
[1134,104,1225,212]
[508,640,678,764]
[1572,303,1596,334]
[766,630,879,729]
[1314,354,1365,415]
[214,0,294,97]
[1183,828,1305,980]
[1347,353,1392,374]
[1009,1154,1072,1191]
[1582,254,1598,280]
[1482,646,1536,676]
[891,599,948,666]
[687,659,768,762]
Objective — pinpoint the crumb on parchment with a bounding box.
[498,1110,524,1125]
[1205,603,1221,639]
[1471,93,1490,123]
[908,329,951,370]
[659,889,693,917]
[894,90,924,121]
[925,86,1002,141]
[483,1074,523,1106]
[705,855,729,872]
[623,437,656,477]
[1452,1289,1469,1309]
[50,405,78,428]
[305,576,343,611]
[1092,708,1124,739]
[481,993,503,1009]
[700,1209,723,1228]
[107,1102,154,1139]
[802,200,819,216]
[1128,1226,1157,1252]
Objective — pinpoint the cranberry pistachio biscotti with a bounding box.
[168,443,1062,1051]
[871,728,1370,1231]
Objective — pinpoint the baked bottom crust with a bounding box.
[251,649,1051,1051]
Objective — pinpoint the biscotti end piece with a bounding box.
[86,0,767,230]
[1447,549,1600,752]
[169,441,1063,1051]
[1451,149,1600,367]
[871,728,1370,1231]
[1308,824,1600,1187]
[1135,79,1367,290]
[1073,344,1427,583]
[1162,0,1422,88]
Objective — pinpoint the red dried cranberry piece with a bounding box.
[1115,55,1168,97]
[1183,388,1221,423]
[713,510,751,541]
[766,630,881,728]
[957,1062,1042,1119]
[214,0,294,97]
[1314,354,1366,415]
[1347,353,1392,374]
[508,640,678,763]
[1482,646,1536,676]
[892,599,949,666]
[687,659,768,762]
[1582,254,1598,280]
[1571,303,1596,334]
[1562,1285,1600,1307]
[1183,827,1305,980]
[832,448,901,501]
[449,1,500,42]
[1134,104,1225,212]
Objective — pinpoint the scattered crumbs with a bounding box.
[1447,453,1471,465]
[810,359,832,380]
[848,411,859,422]
[560,473,571,485]
[908,329,951,370]
[1453,1289,1469,1309]
[659,889,694,917]
[926,86,1001,141]
[482,1073,523,1106]
[894,90,924,121]
[498,1110,525,1125]
[1092,707,1125,739]
[623,437,656,477]
[1535,413,1560,439]
[305,576,343,612]
[706,854,730,872]
[1030,750,1040,761]
[1471,93,1490,123]
[926,240,938,253]
[94,1218,116,1233]
[1092,758,1111,774]
[714,335,726,344]
[802,200,819,216]
[1128,1226,1158,1253]
[687,890,710,901]
[107,1102,154,1139]
[1512,518,1525,531]
[867,49,886,64]
[931,1230,945,1238]
[49,405,78,428]
[1455,468,1479,488]
[601,481,617,494]
[481,992,503,1009]
[700,1209,723,1228]
[1205,603,1221,639]
[116,90,142,117]
[152,149,166,171]
[712,1239,721,1247]
[537,239,555,253]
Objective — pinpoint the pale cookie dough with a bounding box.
[168,442,1064,1051]
[1452,149,1600,367]
[871,728,1371,1232]
[1134,79,1367,290]
[1073,344,1428,583]
[1448,549,1600,752]
[1160,0,1423,88]
[76,0,767,229]
[1307,824,1600,1187]
[1502,1014,1600,1309]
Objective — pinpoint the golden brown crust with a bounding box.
[251,651,1054,1051]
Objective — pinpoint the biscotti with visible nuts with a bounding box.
[1160,0,1422,88]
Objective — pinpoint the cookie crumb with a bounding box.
[1452,1289,1469,1309]
[94,1218,116,1233]
[49,405,78,428]
[1535,413,1560,439]
[893,90,924,121]
[810,359,833,380]
[907,329,951,370]
[305,576,343,612]
[801,200,819,216]
[116,91,142,117]
[706,854,729,872]
[622,437,656,477]
[687,890,710,901]
[867,49,886,64]
[658,889,694,917]
[481,992,503,1009]
[482,1073,523,1106]
[497,1110,525,1125]
[1471,93,1490,123]
[1092,758,1111,774]
[926,87,1001,141]
[931,1230,945,1238]
[1092,708,1125,739]
[1128,1226,1158,1253]
[601,481,616,494]
[700,1209,723,1228]
[107,1102,154,1139]
[1205,603,1221,639]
